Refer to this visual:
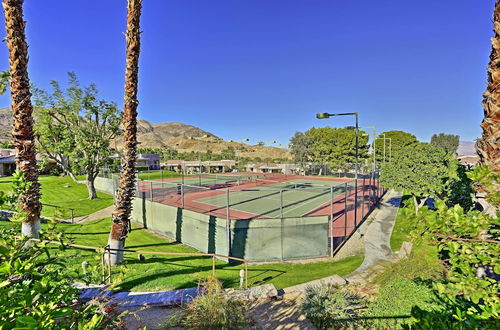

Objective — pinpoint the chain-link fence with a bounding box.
[95,171,386,260]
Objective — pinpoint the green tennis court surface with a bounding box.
[194,179,352,218]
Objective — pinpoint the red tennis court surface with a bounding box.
[136,173,386,239]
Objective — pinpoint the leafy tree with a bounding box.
[0,141,13,148]
[2,0,42,238]
[109,0,142,266]
[375,130,418,164]
[380,143,452,214]
[444,161,474,211]
[404,200,499,327]
[430,133,460,155]
[289,131,312,173]
[0,70,9,95]
[221,146,236,160]
[33,73,122,199]
[305,127,369,174]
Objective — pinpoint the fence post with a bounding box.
[344,182,348,237]
[212,255,215,275]
[226,188,231,256]
[181,184,184,209]
[361,176,365,222]
[280,190,283,218]
[330,185,334,257]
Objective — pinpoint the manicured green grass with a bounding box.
[0,218,362,292]
[0,175,113,218]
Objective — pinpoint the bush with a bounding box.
[0,229,117,329]
[180,275,249,329]
[363,277,441,327]
[301,284,363,329]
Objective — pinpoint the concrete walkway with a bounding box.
[68,205,115,223]
[346,189,402,283]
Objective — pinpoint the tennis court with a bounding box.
[193,178,353,218]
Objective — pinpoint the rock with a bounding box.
[225,284,278,300]
[397,241,413,260]
[283,275,347,294]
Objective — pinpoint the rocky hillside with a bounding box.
[0,107,12,141]
[115,120,291,159]
[0,107,291,159]
[457,141,476,156]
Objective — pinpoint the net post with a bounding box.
[344,182,348,237]
[280,190,283,218]
[226,188,231,256]
[330,185,334,258]
[149,182,154,202]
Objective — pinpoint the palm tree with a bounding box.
[2,0,42,237]
[107,0,142,265]
[477,0,500,174]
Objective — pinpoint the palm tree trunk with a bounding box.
[2,0,42,237]
[477,0,500,174]
[107,0,142,265]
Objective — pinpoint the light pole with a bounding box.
[358,126,376,174]
[316,112,359,227]
[376,135,392,166]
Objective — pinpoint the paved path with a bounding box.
[346,189,402,283]
[68,205,115,223]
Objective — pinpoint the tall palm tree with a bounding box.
[477,0,500,174]
[2,0,42,237]
[107,0,142,265]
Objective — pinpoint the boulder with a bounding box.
[283,275,347,294]
[397,241,413,260]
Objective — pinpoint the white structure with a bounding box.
[163,160,236,174]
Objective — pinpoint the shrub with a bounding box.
[0,228,117,329]
[180,275,248,329]
[363,277,441,327]
[301,284,363,329]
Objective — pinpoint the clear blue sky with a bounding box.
[0,0,494,145]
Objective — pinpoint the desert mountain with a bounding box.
[0,107,291,159]
[457,141,476,156]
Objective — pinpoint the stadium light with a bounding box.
[316,112,359,227]
[358,126,376,174]
[376,135,392,166]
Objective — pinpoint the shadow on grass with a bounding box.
[65,231,110,236]
[124,255,211,264]
[114,256,288,291]
[126,241,181,249]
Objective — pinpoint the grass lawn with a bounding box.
[0,175,113,218]
[0,218,362,292]
[373,194,442,286]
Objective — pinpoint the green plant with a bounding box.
[301,284,363,329]
[0,228,117,329]
[180,275,248,329]
[444,162,474,211]
[467,165,500,206]
[380,143,453,215]
[363,277,441,327]
[409,200,499,325]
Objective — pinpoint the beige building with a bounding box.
[164,160,236,174]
